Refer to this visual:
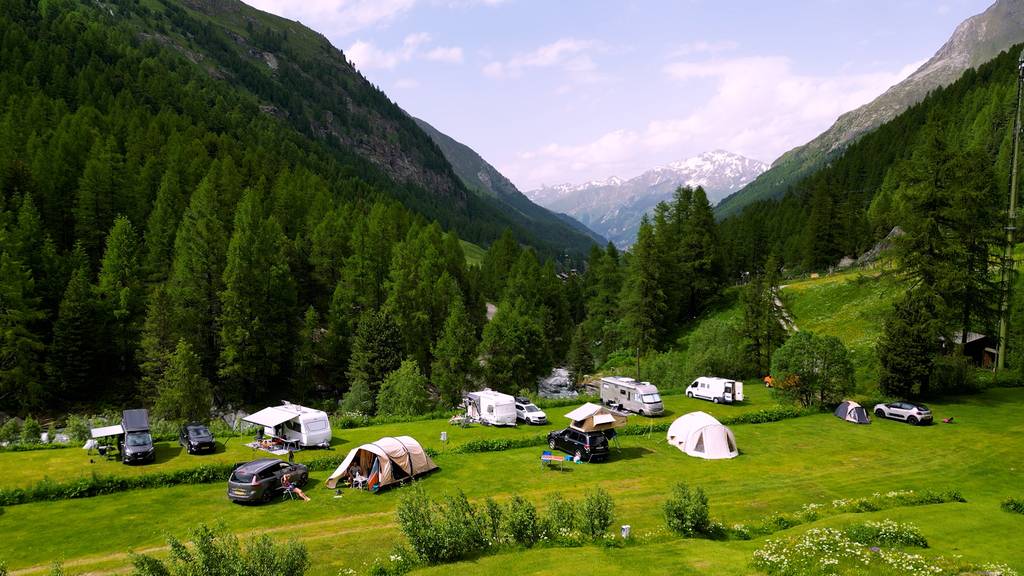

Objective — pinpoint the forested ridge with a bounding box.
[0,0,600,415]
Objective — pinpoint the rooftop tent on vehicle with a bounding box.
[834,400,871,424]
[564,402,628,432]
[325,436,438,491]
[666,411,738,460]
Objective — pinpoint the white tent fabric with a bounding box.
[666,411,738,460]
[90,424,124,439]
[564,402,627,432]
[243,406,295,428]
[325,436,437,490]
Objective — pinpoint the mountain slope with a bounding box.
[715,0,1024,219]
[529,151,766,247]
[413,117,604,251]
[113,0,588,257]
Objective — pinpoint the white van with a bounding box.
[465,389,517,426]
[243,401,332,447]
[599,376,664,416]
[686,377,744,404]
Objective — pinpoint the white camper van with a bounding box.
[599,376,664,416]
[243,401,332,447]
[686,377,744,404]
[465,389,517,426]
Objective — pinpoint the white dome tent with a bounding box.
[666,411,738,460]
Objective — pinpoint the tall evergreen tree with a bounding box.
[431,296,478,408]
[96,216,142,378]
[292,306,326,400]
[47,265,98,403]
[878,291,943,398]
[0,253,46,409]
[345,309,404,411]
[137,284,176,400]
[74,137,121,264]
[153,339,213,422]
[218,188,297,403]
[621,217,666,356]
[376,359,431,417]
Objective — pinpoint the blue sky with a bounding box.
[244,0,995,191]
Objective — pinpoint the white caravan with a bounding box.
[465,389,517,426]
[599,376,664,416]
[243,401,332,447]
[686,377,744,404]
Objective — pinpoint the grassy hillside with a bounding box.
[1,388,1021,574]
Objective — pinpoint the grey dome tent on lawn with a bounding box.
[834,400,870,424]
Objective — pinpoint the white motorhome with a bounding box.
[599,376,664,416]
[465,389,517,426]
[243,401,332,447]
[686,377,744,404]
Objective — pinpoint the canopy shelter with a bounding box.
[242,406,296,429]
[834,400,870,424]
[325,436,437,491]
[90,424,124,439]
[564,402,628,432]
[666,411,738,460]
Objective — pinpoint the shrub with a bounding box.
[543,493,578,541]
[664,483,710,537]
[579,487,615,538]
[844,519,928,548]
[20,415,42,444]
[129,523,309,575]
[930,354,979,395]
[482,498,503,541]
[64,414,91,443]
[0,418,21,443]
[503,494,541,547]
[366,545,417,576]
[682,319,754,382]
[396,486,487,564]
[1002,497,1024,515]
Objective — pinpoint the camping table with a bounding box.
[540,453,570,470]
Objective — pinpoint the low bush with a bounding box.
[579,487,615,538]
[1002,497,1024,515]
[396,486,488,564]
[503,494,542,547]
[0,418,21,443]
[664,483,711,537]
[543,493,578,542]
[844,519,928,548]
[129,523,309,575]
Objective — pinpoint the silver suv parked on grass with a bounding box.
[873,401,933,425]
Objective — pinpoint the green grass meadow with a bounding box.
[2,387,1022,575]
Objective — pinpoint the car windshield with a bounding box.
[642,393,661,403]
[189,427,210,438]
[126,432,151,447]
[525,405,540,412]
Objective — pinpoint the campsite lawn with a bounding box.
[2,387,1022,575]
[0,386,778,489]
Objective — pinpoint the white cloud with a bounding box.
[668,40,739,58]
[424,46,464,63]
[505,55,922,190]
[243,0,416,38]
[346,32,463,70]
[482,38,595,79]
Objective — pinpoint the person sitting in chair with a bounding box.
[282,473,310,501]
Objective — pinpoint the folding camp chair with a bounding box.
[282,485,297,500]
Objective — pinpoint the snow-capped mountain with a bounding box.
[527,150,767,247]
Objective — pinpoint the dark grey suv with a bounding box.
[547,427,612,462]
[227,458,309,503]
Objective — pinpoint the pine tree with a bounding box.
[878,291,943,398]
[153,339,213,422]
[74,137,121,264]
[167,174,227,378]
[741,256,788,374]
[567,324,593,387]
[376,359,431,417]
[47,265,98,403]
[621,217,666,356]
[292,306,326,400]
[478,303,547,394]
[96,216,142,378]
[138,284,176,401]
[0,253,46,409]
[480,229,521,300]
[218,188,297,403]
[142,168,186,281]
[431,296,478,408]
[679,187,720,319]
[345,309,404,410]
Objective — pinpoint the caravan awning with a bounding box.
[90,424,124,439]
[243,406,296,428]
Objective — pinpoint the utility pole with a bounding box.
[997,50,1024,371]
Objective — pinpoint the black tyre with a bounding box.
[875,409,885,417]
[908,416,919,425]
[713,397,720,404]
[686,392,693,398]
[549,438,557,450]
[261,489,273,503]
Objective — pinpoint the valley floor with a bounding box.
[2,387,1022,575]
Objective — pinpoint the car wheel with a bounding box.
[713,397,720,404]
[686,392,693,398]
[261,489,273,503]
[549,439,557,449]
[875,409,885,417]
[908,416,919,425]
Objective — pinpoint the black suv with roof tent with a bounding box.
[546,427,613,462]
